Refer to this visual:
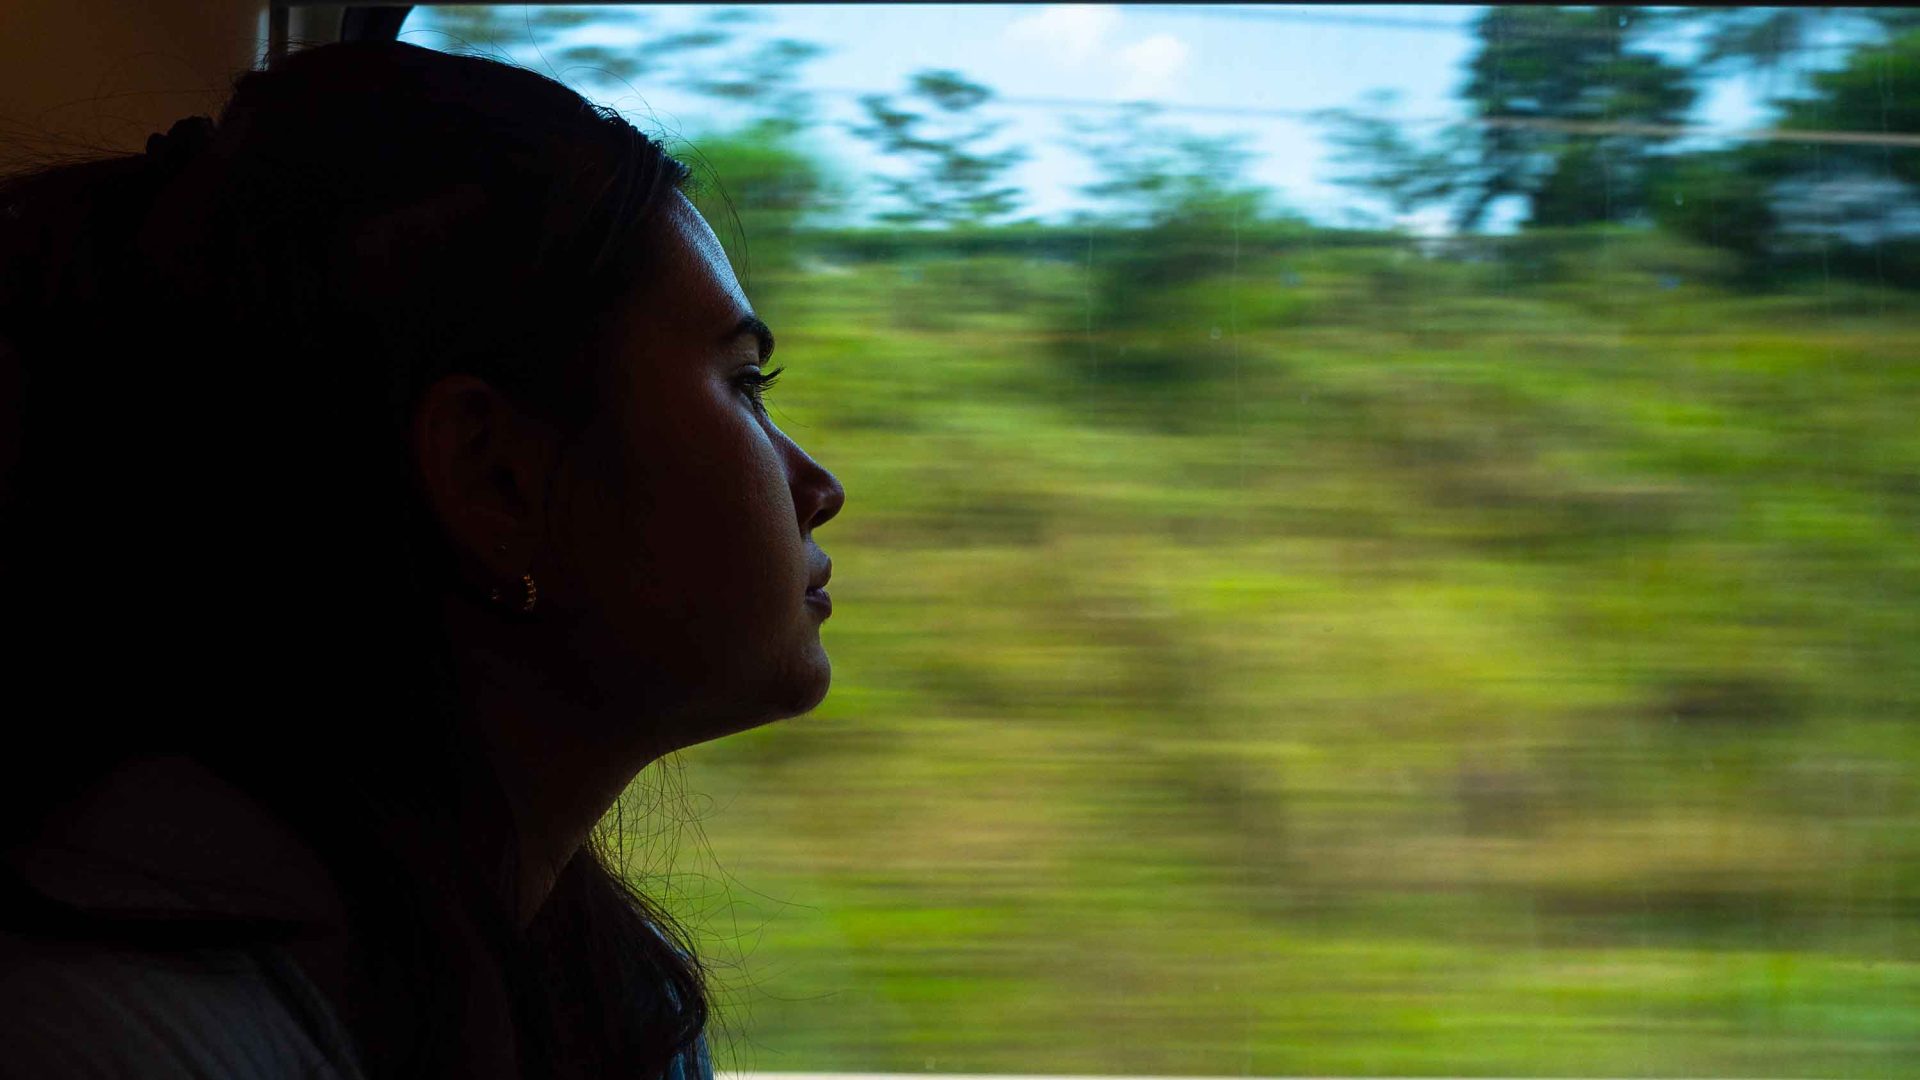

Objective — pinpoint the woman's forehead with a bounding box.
[603,194,752,384]
[656,192,749,318]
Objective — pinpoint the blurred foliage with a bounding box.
[1458,6,1696,229]
[1319,89,1474,224]
[410,7,837,321]
[1650,8,1920,95]
[1314,5,1920,288]
[850,70,1026,228]
[1780,28,1920,186]
[416,4,827,129]
[678,122,834,319]
[1652,27,1920,288]
[1066,103,1272,231]
[1314,6,1700,230]
[634,223,1920,1079]
[1056,105,1294,432]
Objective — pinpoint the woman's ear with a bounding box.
[411,373,557,578]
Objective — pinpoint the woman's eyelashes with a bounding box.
[736,366,784,416]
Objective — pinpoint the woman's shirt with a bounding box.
[0,932,374,1078]
[0,756,715,1079]
[0,932,716,1078]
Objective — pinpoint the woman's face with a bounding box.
[540,192,844,754]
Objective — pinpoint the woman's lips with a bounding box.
[804,587,831,617]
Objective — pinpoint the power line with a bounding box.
[1476,114,1920,149]
[816,87,1920,150]
[1128,4,1480,36]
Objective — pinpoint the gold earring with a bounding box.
[489,573,537,615]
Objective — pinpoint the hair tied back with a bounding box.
[143,115,216,184]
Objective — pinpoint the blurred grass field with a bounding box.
[616,227,1920,1078]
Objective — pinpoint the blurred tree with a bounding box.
[1316,8,1694,231]
[1456,6,1696,229]
[1645,148,1781,267]
[441,6,838,296]
[681,38,826,136]
[410,5,832,142]
[639,13,836,280]
[1052,105,1286,430]
[1064,103,1273,304]
[410,5,654,74]
[1651,27,1920,285]
[681,123,836,299]
[1066,103,1268,230]
[849,70,1025,227]
[1648,8,1920,97]
[1771,26,1920,190]
[1316,90,1471,225]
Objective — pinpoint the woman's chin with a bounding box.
[638,630,832,751]
[713,671,830,746]
[778,645,833,718]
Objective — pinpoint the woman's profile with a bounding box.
[0,38,844,1079]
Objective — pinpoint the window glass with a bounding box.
[408,7,1920,1076]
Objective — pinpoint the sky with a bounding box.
[398,4,1869,234]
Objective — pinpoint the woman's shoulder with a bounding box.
[0,754,368,1078]
[0,930,370,1078]
[11,754,349,928]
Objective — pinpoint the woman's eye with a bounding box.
[737,366,784,415]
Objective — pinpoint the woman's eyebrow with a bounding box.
[725,313,775,362]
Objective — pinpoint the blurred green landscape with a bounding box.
[628,223,1920,1078]
[418,6,1920,1076]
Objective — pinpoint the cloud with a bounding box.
[1004,7,1192,99]
[1004,4,1121,68]
[1116,33,1190,98]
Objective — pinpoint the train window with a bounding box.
[401,6,1919,1076]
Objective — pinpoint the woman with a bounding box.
[0,38,844,1079]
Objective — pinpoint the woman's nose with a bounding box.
[796,447,844,533]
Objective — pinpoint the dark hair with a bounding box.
[0,40,705,1079]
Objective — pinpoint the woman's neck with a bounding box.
[440,592,668,928]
